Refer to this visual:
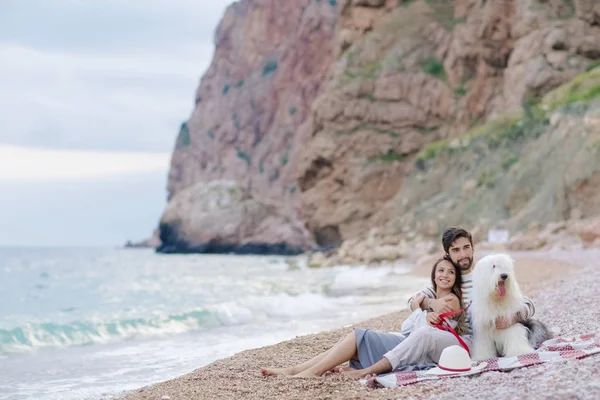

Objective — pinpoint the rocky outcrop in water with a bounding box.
[157,181,313,255]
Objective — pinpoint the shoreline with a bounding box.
[155,241,307,256]
[122,250,598,400]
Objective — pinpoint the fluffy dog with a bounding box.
[471,253,552,361]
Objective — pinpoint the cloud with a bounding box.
[0,144,170,181]
[0,42,209,151]
[0,0,233,152]
[0,0,234,53]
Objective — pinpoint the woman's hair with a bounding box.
[430,257,468,336]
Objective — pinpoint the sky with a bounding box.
[0,0,233,246]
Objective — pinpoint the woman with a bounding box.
[261,258,467,378]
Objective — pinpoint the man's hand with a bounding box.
[428,297,454,314]
[426,312,441,326]
[410,293,425,311]
[495,316,515,330]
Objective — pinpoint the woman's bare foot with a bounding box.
[365,374,381,389]
[329,366,356,374]
[261,367,295,377]
[341,369,369,380]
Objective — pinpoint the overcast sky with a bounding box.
[0,0,233,246]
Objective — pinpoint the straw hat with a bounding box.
[424,345,488,376]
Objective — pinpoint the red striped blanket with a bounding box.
[374,333,600,388]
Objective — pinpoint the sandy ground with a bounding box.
[122,250,600,400]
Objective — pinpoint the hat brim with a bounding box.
[424,361,488,376]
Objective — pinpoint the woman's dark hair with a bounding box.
[431,258,463,301]
[430,257,467,335]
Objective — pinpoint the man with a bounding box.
[409,227,534,327]
[343,227,535,378]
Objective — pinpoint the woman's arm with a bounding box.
[443,294,461,312]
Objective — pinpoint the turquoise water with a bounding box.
[0,247,426,399]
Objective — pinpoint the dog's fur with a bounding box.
[470,253,552,361]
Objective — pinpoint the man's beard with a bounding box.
[452,257,473,271]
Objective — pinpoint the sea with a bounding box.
[0,247,428,400]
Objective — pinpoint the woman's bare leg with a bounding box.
[294,332,358,378]
[262,331,358,377]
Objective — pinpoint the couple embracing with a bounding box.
[261,227,536,379]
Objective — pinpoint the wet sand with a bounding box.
[122,250,599,400]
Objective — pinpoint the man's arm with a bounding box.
[519,296,536,320]
[407,287,435,311]
[495,296,536,329]
[408,287,458,314]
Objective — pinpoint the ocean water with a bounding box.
[0,247,428,400]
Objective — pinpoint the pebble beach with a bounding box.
[122,250,600,400]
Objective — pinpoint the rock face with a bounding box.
[125,228,161,249]
[378,73,600,239]
[296,0,600,244]
[575,0,600,25]
[158,181,314,255]
[160,0,600,254]
[298,0,456,243]
[159,0,339,253]
[576,217,600,244]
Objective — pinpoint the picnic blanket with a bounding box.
[374,333,600,388]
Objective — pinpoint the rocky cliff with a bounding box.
[158,0,339,253]
[308,69,600,267]
[158,0,600,255]
[380,70,600,237]
[297,0,600,246]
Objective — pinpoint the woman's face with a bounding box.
[434,260,456,291]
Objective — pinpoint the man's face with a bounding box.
[447,237,474,272]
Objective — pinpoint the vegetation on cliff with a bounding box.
[384,69,600,238]
[416,69,600,163]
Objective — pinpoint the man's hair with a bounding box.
[442,227,473,253]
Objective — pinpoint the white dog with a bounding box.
[471,253,551,361]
